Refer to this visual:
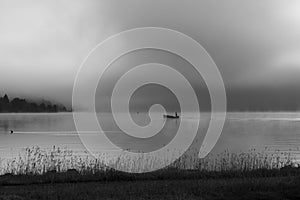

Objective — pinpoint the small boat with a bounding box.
[163,112,179,119]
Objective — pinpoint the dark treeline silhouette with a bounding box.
[0,94,68,113]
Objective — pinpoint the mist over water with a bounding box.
[0,112,299,161]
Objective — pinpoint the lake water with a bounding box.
[0,112,300,161]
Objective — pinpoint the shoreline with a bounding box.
[0,168,300,200]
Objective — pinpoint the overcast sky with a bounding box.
[1,0,300,110]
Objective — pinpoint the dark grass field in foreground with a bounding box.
[0,171,300,200]
[0,146,299,199]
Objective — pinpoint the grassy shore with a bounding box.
[0,169,300,200]
[0,146,299,199]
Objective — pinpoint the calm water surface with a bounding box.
[0,112,300,160]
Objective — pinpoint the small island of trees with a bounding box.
[0,94,68,113]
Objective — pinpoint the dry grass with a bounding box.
[0,147,299,200]
[0,146,298,175]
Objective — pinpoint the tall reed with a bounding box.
[0,146,298,175]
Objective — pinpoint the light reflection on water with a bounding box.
[0,112,299,160]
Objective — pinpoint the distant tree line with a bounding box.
[0,94,68,113]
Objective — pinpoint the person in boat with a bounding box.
[164,112,179,118]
